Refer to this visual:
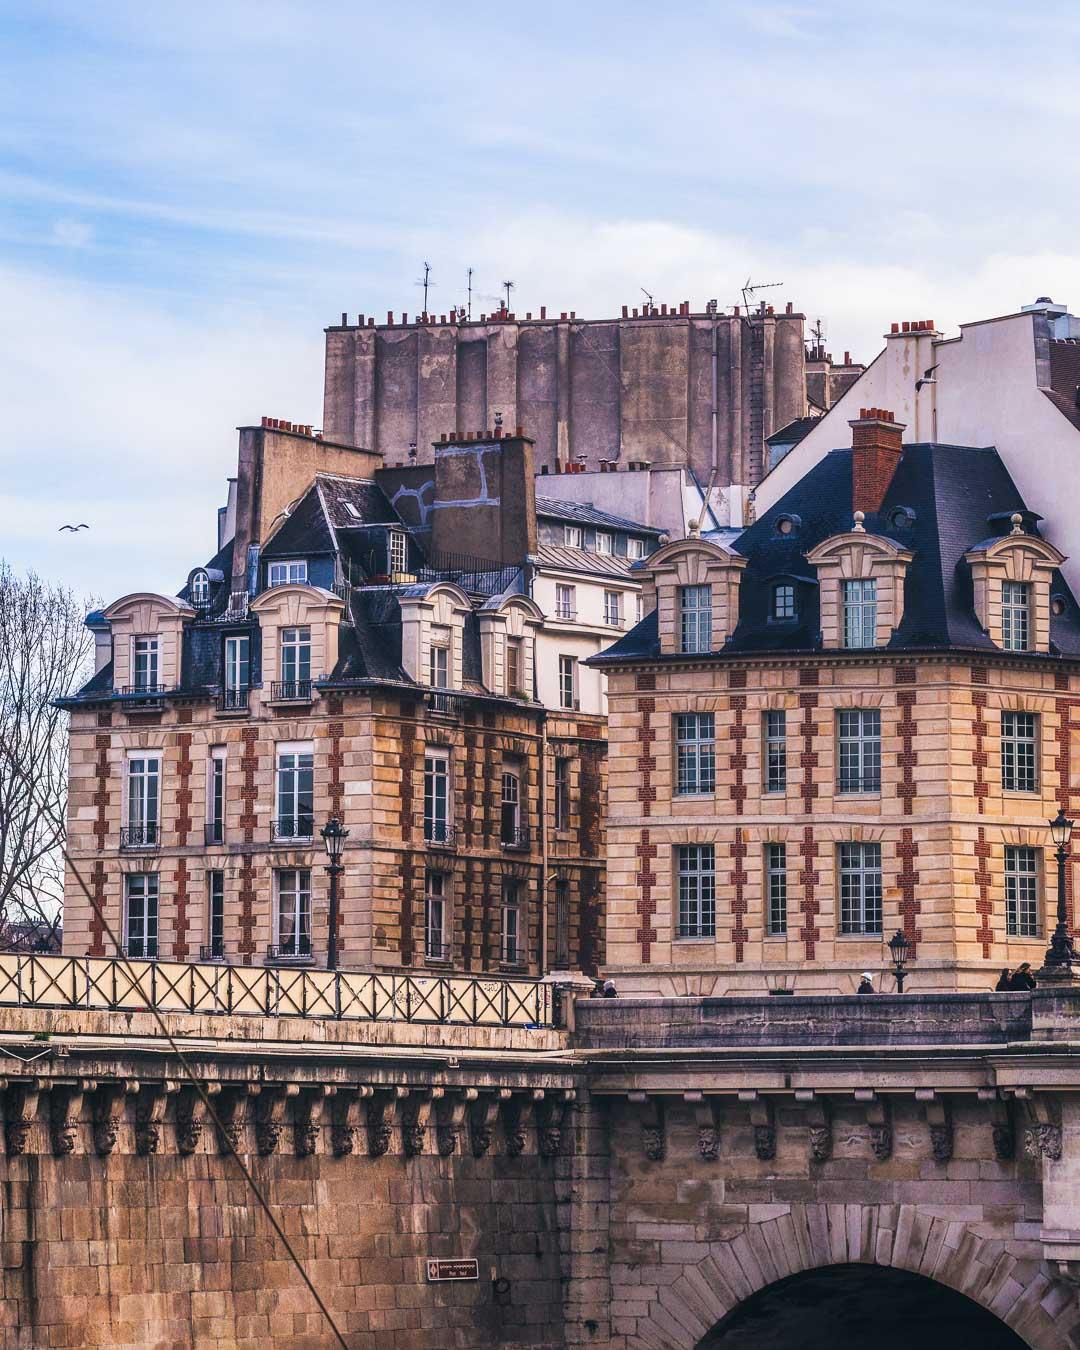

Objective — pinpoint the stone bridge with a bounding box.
[0,965,1077,1348]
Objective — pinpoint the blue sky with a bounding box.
[2,1,1080,602]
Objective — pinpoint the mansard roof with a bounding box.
[535,495,664,536]
[593,442,1080,664]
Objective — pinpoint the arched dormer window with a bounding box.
[806,527,914,651]
[964,520,1066,655]
[397,583,472,690]
[190,570,210,606]
[638,537,747,657]
[478,594,544,698]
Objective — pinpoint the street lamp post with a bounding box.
[321,816,349,971]
[1042,809,1079,975]
[887,929,911,993]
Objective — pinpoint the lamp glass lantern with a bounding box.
[321,816,348,865]
[887,930,911,966]
[1050,809,1074,851]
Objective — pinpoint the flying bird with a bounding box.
[915,365,939,393]
[58,523,90,532]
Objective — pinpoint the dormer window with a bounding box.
[564,525,583,548]
[1002,581,1031,652]
[133,637,160,691]
[389,530,408,575]
[268,560,307,587]
[679,585,712,654]
[594,531,614,555]
[627,537,648,561]
[771,583,796,621]
[842,579,877,649]
[428,627,450,688]
[190,570,210,606]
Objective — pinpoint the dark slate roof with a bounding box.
[331,590,407,682]
[317,474,398,530]
[177,538,234,605]
[262,485,335,558]
[535,545,637,577]
[592,442,1080,664]
[765,415,824,447]
[1045,339,1080,433]
[535,495,663,536]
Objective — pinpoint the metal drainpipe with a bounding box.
[711,316,719,478]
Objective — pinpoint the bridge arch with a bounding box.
[627,1204,1080,1350]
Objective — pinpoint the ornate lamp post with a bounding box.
[1041,809,1079,978]
[321,816,349,970]
[887,929,911,993]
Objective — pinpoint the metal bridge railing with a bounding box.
[0,953,555,1027]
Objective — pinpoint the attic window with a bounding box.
[775,514,801,536]
[889,506,916,530]
[343,502,363,520]
[190,570,210,605]
[1052,595,1068,617]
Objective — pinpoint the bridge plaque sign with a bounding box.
[425,1259,479,1282]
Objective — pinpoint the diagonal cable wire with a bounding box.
[0,730,350,1348]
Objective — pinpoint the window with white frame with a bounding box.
[280,626,311,695]
[594,531,614,555]
[676,844,716,939]
[207,870,225,958]
[428,628,450,688]
[500,765,523,844]
[1005,845,1040,937]
[555,583,576,620]
[1001,711,1038,792]
[125,874,159,958]
[842,578,877,649]
[275,868,312,955]
[501,879,522,963]
[389,529,408,575]
[207,747,226,844]
[558,654,578,709]
[268,559,307,587]
[837,709,881,793]
[764,710,787,793]
[275,745,314,839]
[838,842,883,935]
[563,525,584,549]
[772,583,796,621]
[424,750,451,843]
[132,636,160,690]
[679,585,712,654]
[506,637,524,695]
[424,870,448,960]
[1002,581,1031,652]
[191,571,210,605]
[604,590,623,626]
[627,537,647,561]
[224,633,250,707]
[554,756,571,831]
[125,753,160,846]
[675,713,715,795]
[765,842,787,936]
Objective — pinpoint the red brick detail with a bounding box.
[635,672,656,691]
[480,860,494,971]
[728,670,747,690]
[637,697,656,816]
[1056,672,1071,692]
[400,850,416,967]
[93,734,111,851]
[798,667,820,687]
[176,732,193,845]
[894,665,917,685]
[88,861,107,957]
[896,827,922,957]
[896,690,917,815]
[970,666,988,685]
[972,690,988,813]
[96,712,113,729]
[636,829,658,964]
[730,695,747,815]
[798,827,820,960]
[238,855,257,963]
[326,694,344,715]
[798,687,819,813]
[578,743,603,859]
[326,718,346,952]
[974,827,993,958]
[461,858,475,971]
[851,410,903,515]
[1055,696,1080,936]
[463,731,479,849]
[730,833,748,962]
[239,728,259,844]
[177,707,193,725]
[172,858,190,959]
[575,721,603,740]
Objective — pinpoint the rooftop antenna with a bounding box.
[741,277,784,313]
[502,279,515,309]
[415,262,434,311]
[467,267,474,321]
[640,287,654,310]
[809,318,826,349]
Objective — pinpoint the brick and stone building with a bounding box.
[59,420,661,978]
[592,407,1080,994]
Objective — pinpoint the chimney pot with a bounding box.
[901,321,910,333]
[368,317,374,327]
[844,350,850,363]
[526,311,532,320]
[540,306,547,319]
[570,311,576,319]
[341,311,348,326]
[387,310,393,324]
[358,313,364,325]
[850,407,906,514]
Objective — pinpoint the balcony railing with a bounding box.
[116,684,167,702]
[554,609,578,623]
[426,689,463,717]
[419,816,456,848]
[199,942,225,962]
[0,953,555,1027]
[121,943,158,961]
[219,687,250,712]
[501,824,531,850]
[120,824,159,849]
[266,941,313,965]
[204,822,225,846]
[271,819,315,844]
[604,614,625,628]
[414,549,522,598]
[270,680,313,703]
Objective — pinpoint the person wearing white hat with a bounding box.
[855,972,876,995]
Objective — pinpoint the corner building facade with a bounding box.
[593,410,1080,993]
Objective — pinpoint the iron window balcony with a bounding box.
[266,940,313,965]
[199,942,225,962]
[501,824,532,851]
[271,818,315,844]
[554,609,578,623]
[121,942,158,960]
[426,689,463,716]
[420,816,457,848]
[116,684,167,702]
[120,824,159,849]
[219,687,250,712]
[269,680,313,703]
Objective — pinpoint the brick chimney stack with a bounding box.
[849,407,906,515]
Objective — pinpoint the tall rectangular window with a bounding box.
[677,844,716,939]
[555,584,576,620]
[679,585,712,654]
[604,590,623,626]
[765,843,787,936]
[275,868,312,956]
[207,870,225,959]
[842,579,877,649]
[563,525,583,549]
[1002,581,1031,652]
[424,871,448,961]
[501,765,523,844]
[627,537,647,561]
[506,638,523,695]
[280,627,311,695]
[207,747,226,844]
[594,531,614,555]
[125,874,159,958]
[675,713,716,795]
[764,711,787,793]
[223,633,250,709]
[268,559,307,586]
[839,842,883,935]
[837,709,881,793]
[559,655,578,709]
[389,529,408,575]
[133,636,160,690]
[1001,711,1038,792]
[772,584,796,621]
[275,747,314,839]
[428,628,450,689]
[125,753,160,847]
[554,756,572,830]
[501,880,522,963]
[424,750,451,843]
[1005,845,1040,937]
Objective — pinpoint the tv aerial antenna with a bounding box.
[640,287,654,310]
[415,262,434,312]
[502,279,515,309]
[741,277,784,312]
